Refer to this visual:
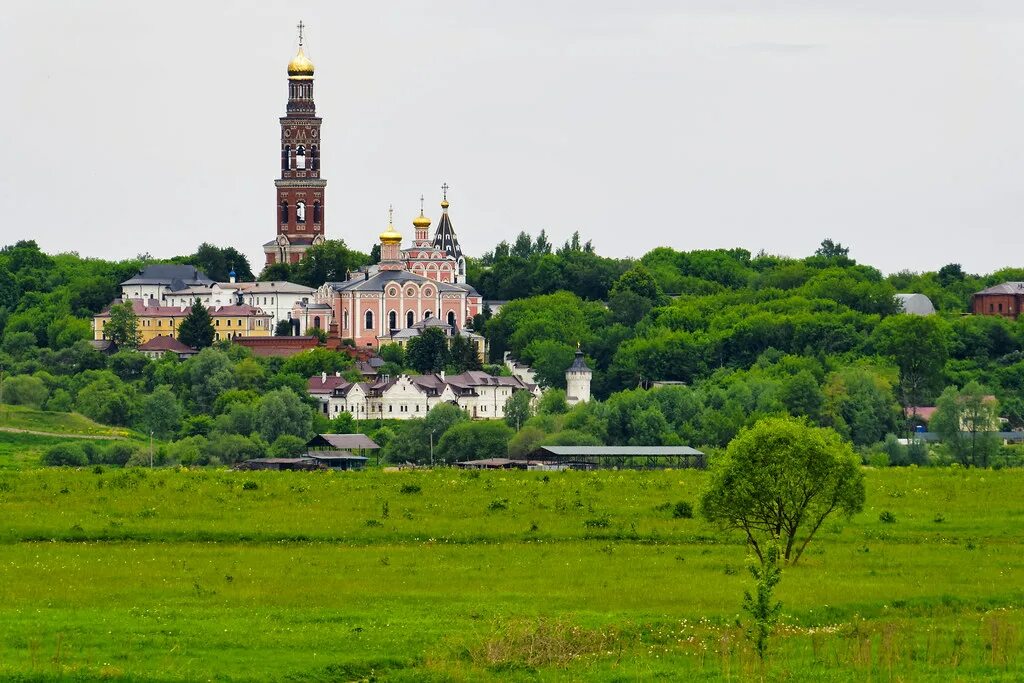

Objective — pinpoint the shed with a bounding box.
[530,445,706,470]
[235,458,321,471]
[307,451,368,470]
[306,434,381,451]
[455,458,529,470]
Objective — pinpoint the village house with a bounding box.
[971,282,1024,319]
[93,299,272,343]
[307,370,540,420]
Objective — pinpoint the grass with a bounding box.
[0,467,1021,679]
[0,405,133,438]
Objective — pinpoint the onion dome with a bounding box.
[413,211,431,229]
[288,47,315,80]
[380,207,402,244]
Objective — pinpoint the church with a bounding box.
[268,26,484,350]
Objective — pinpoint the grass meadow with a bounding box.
[0,466,1021,680]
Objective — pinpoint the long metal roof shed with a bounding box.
[306,434,381,450]
[532,445,706,470]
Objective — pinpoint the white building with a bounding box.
[236,281,317,331]
[120,264,215,302]
[566,348,592,406]
[308,370,540,420]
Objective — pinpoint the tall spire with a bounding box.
[441,182,450,211]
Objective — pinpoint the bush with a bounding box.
[242,480,259,491]
[41,443,88,467]
[269,434,307,458]
[672,501,694,519]
[879,510,897,524]
[399,483,422,494]
[0,374,49,408]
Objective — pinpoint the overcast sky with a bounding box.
[3,1,1023,274]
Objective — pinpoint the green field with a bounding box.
[0,466,1021,680]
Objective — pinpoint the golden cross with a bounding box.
[441,182,449,202]
[297,20,305,47]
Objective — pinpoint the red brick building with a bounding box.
[264,23,326,266]
[971,282,1024,319]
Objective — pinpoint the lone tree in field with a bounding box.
[701,416,865,565]
[178,299,215,349]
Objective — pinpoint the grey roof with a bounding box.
[332,269,435,293]
[567,349,592,373]
[237,281,315,294]
[976,282,1024,295]
[307,433,381,450]
[121,264,214,288]
[537,446,705,457]
[895,293,936,316]
[432,208,463,261]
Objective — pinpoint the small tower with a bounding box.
[566,346,592,406]
[433,184,467,283]
[412,195,432,247]
[379,206,404,271]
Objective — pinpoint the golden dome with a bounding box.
[379,222,403,244]
[440,199,450,210]
[288,47,315,79]
[413,212,431,228]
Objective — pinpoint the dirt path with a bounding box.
[0,427,125,441]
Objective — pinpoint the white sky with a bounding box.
[2,1,1024,274]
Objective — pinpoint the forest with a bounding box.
[2,234,1023,468]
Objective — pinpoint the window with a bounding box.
[990,304,995,312]
[365,310,374,329]
[311,145,319,171]
[282,146,290,172]
[407,311,414,328]
[389,311,397,330]
[227,320,232,327]
[314,316,321,329]
[313,201,321,223]
[424,311,432,319]
[999,303,1004,312]
[447,311,456,327]
[238,319,242,326]
[296,201,306,223]
[296,146,306,170]
[343,310,349,329]
[280,201,289,223]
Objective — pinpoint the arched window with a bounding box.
[296,201,306,223]
[343,310,349,330]
[311,145,319,171]
[447,311,456,328]
[280,201,289,224]
[313,201,321,223]
[281,146,290,173]
[406,311,414,328]
[313,316,321,329]
[296,146,306,170]
[365,310,374,330]
[389,311,397,330]
[424,311,432,320]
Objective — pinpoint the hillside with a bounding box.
[0,407,138,469]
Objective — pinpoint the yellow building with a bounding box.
[94,300,272,344]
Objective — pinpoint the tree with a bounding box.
[537,388,569,415]
[291,240,368,288]
[378,343,405,366]
[778,370,824,422]
[258,388,313,443]
[406,328,450,373]
[930,382,1000,467]
[186,348,236,413]
[178,299,215,349]
[701,416,865,565]
[274,320,292,337]
[873,315,949,424]
[435,421,514,463]
[610,264,666,304]
[504,390,533,430]
[814,238,850,259]
[0,374,48,408]
[105,302,141,348]
[139,385,183,439]
[76,373,135,426]
[742,544,783,664]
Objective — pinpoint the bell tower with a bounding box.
[265,21,327,266]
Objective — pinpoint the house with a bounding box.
[120,264,214,302]
[93,299,272,343]
[137,336,197,360]
[308,371,541,420]
[905,396,1003,431]
[971,282,1024,319]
